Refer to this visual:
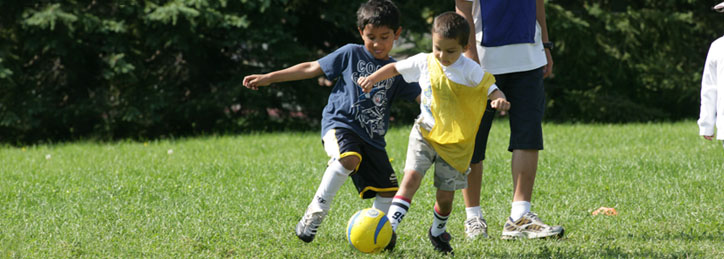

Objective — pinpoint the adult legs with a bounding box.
[463,102,495,209]
[500,68,563,239]
[511,149,537,202]
[462,162,483,207]
[462,94,495,239]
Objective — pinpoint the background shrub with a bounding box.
[0,1,720,143]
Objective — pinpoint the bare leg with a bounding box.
[435,189,455,215]
[511,149,538,202]
[462,161,482,207]
[396,169,424,199]
[337,155,360,171]
[378,191,396,197]
[431,189,455,237]
[387,170,424,231]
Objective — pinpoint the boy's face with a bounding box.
[432,33,466,66]
[358,24,401,60]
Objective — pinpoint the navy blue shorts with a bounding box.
[471,67,545,164]
[322,128,399,199]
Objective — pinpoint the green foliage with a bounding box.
[0,1,338,143]
[545,0,719,122]
[0,1,719,143]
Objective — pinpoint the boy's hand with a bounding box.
[318,77,333,87]
[243,74,271,90]
[703,135,714,141]
[490,98,510,116]
[357,76,375,93]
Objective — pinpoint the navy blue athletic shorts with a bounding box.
[471,67,545,164]
[322,128,399,199]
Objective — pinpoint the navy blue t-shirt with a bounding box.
[318,44,420,150]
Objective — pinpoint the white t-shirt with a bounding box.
[395,53,498,128]
[468,0,547,75]
[698,36,724,140]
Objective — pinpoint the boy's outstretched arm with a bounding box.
[488,89,510,116]
[357,63,400,93]
[243,61,324,90]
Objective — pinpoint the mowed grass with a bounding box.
[1,121,723,258]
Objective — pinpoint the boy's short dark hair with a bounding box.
[357,0,400,30]
[432,11,470,47]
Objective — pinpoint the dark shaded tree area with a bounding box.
[546,0,722,122]
[0,1,720,143]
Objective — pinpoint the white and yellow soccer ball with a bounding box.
[346,208,393,253]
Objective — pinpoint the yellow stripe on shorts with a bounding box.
[359,186,398,199]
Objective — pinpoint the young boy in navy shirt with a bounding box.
[243,0,419,246]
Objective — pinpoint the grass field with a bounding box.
[1,120,723,258]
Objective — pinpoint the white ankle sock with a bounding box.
[510,201,531,221]
[465,206,482,219]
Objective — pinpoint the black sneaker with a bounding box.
[384,231,396,251]
[428,228,453,255]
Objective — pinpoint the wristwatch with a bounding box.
[543,42,554,50]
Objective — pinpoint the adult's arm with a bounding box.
[455,0,480,64]
[537,0,554,78]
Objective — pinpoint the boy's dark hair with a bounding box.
[356,0,400,30]
[432,11,470,47]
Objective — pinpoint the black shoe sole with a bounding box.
[384,231,396,251]
[295,221,315,243]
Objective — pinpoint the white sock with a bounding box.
[308,160,352,212]
[373,195,393,214]
[430,207,449,237]
[510,201,531,221]
[465,206,483,219]
[387,196,411,231]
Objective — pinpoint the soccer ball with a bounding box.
[346,208,393,253]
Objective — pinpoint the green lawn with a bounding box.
[1,121,723,258]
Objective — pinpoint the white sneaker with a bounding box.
[501,212,564,240]
[464,217,489,239]
[295,209,327,243]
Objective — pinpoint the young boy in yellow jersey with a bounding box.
[357,11,509,254]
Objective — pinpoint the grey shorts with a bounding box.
[404,123,470,191]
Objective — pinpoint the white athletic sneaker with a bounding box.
[295,209,327,243]
[464,217,489,239]
[501,212,564,240]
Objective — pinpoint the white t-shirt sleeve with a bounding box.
[395,53,428,83]
[460,57,499,95]
[463,59,484,87]
[487,84,499,96]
